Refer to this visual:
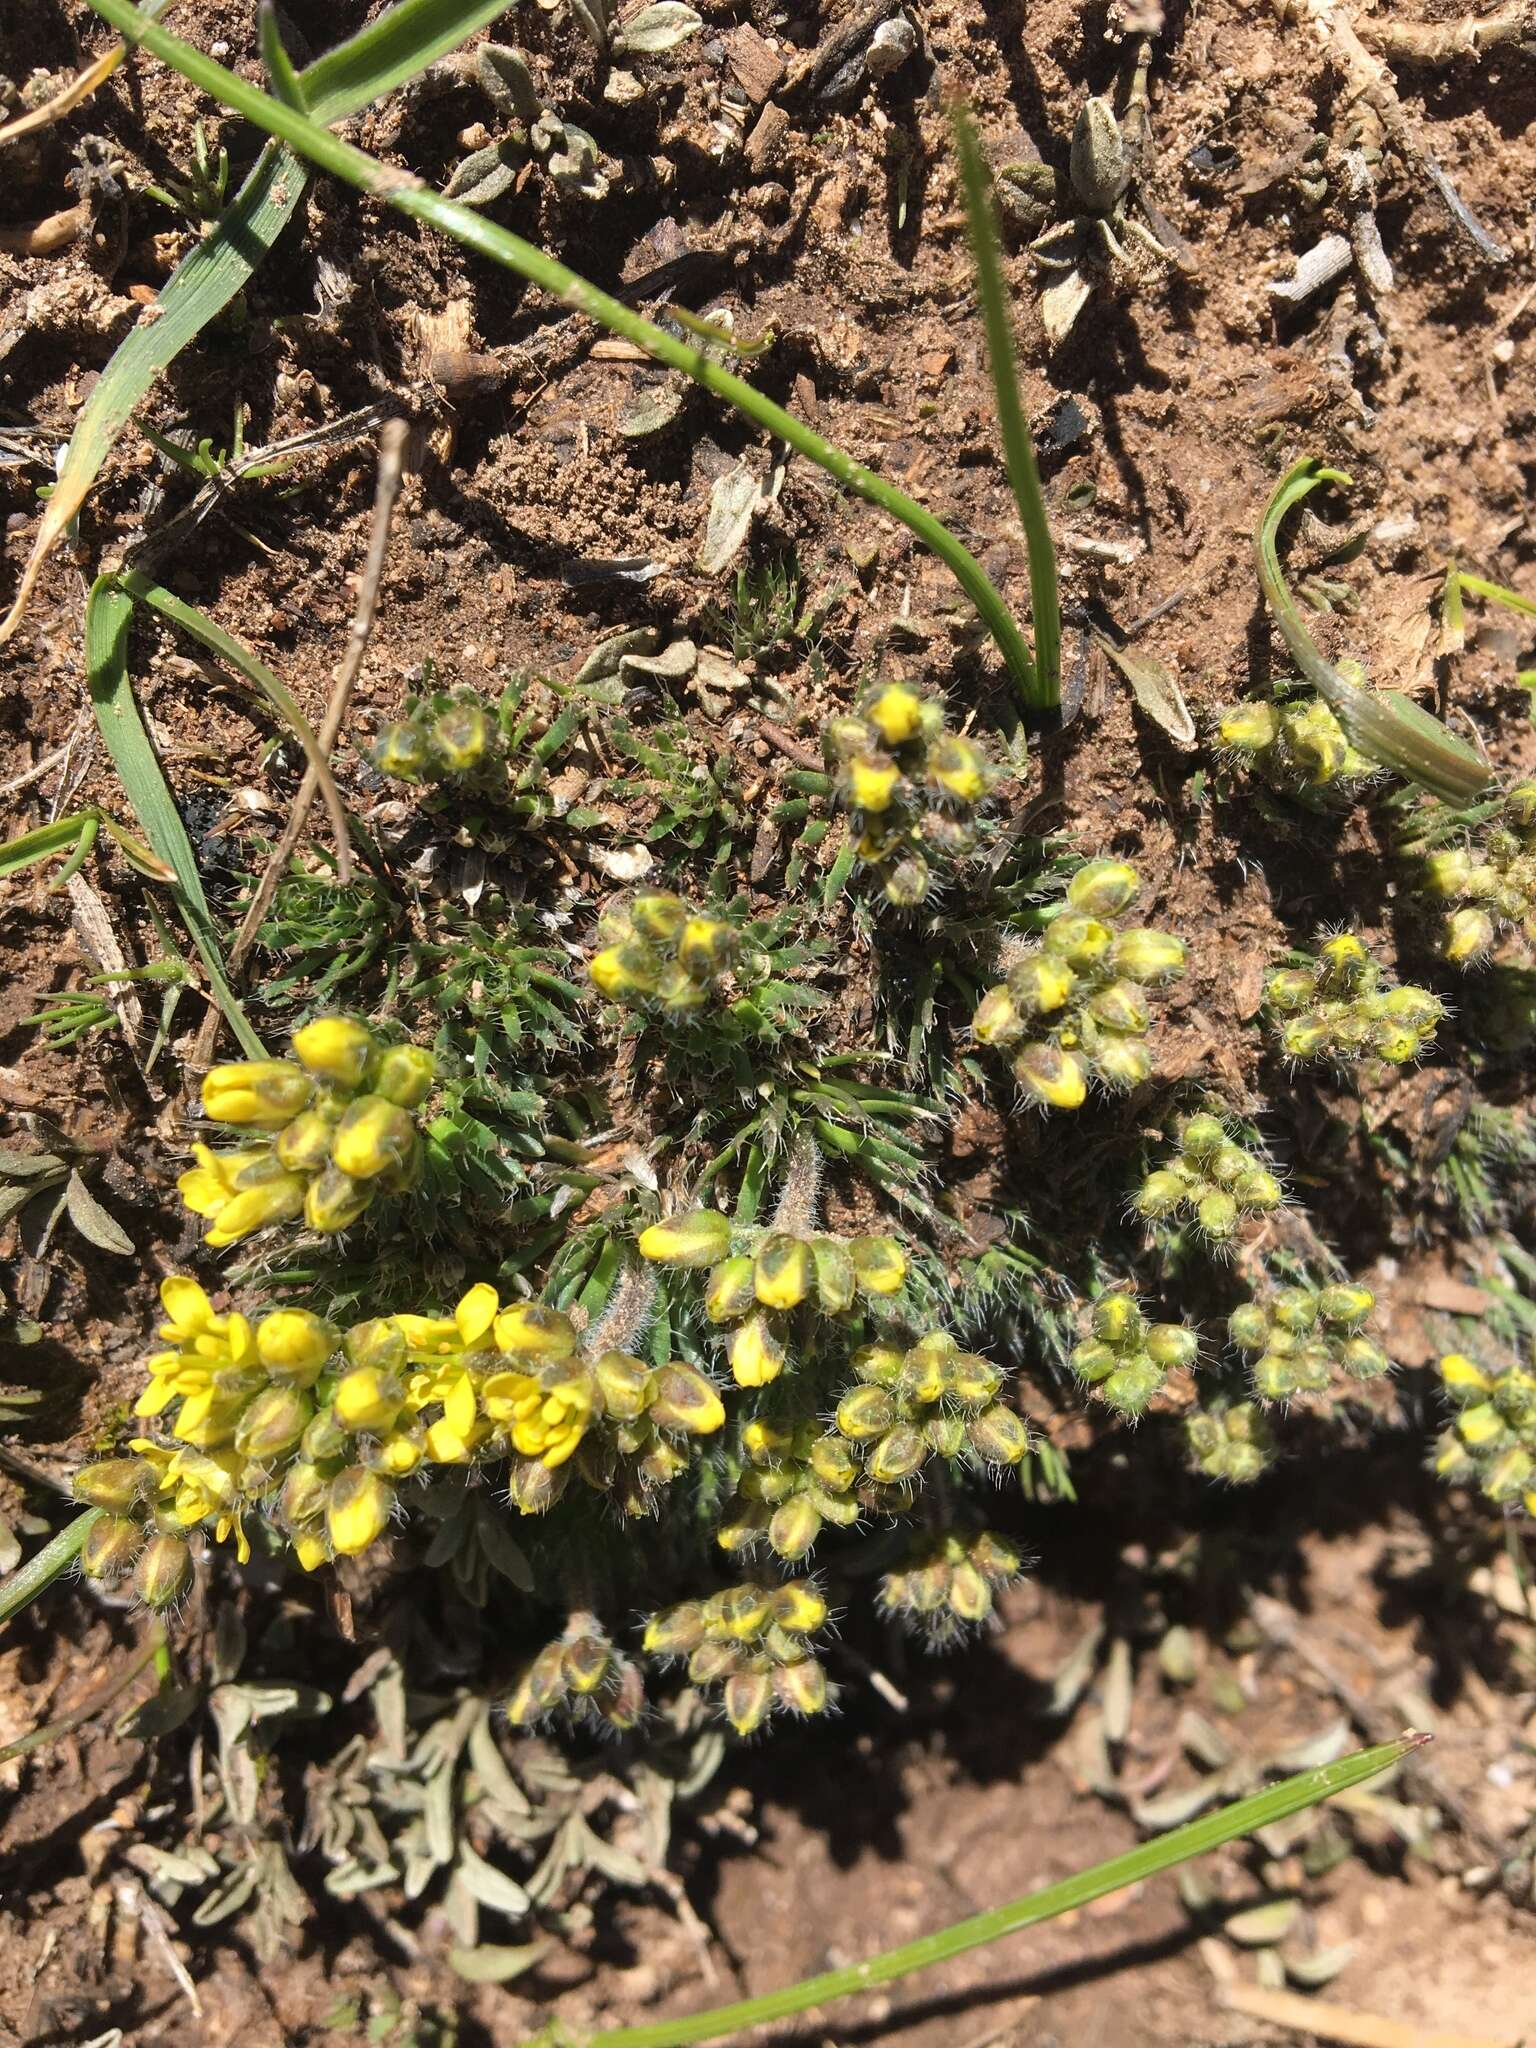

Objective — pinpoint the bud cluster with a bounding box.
[370,684,508,796]
[588,891,744,1018]
[823,680,998,907]
[876,1528,1024,1645]
[831,1331,1029,1496]
[639,1204,907,1390]
[1414,784,1536,969]
[1070,1295,1198,1416]
[1433,1349,1536,1516]
[1134,1113,1284,1246]
[972,860,1187,1110]
[1228,1282,1388,1400]
[716,1416,866,1562]
[1217,696,1375,802]
[72,1454,196,1611]
[1184,1400,1275,1484]
[504,1617,646,1733]
[1264,935,1442,1067]
[180,1018,436,1247]
[642,1578,832,1736]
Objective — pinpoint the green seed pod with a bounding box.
[82,1515,144,1581]
[1071,1339,1118,1384]
[1006,955,1077,1017]
[135,1533,194,1609]
[1067,858,1141,918]
[1089,980,1151,1035]
[1092,1294,1143,1346]
[1316,1284,1375,1331]
[768,1495,822,1561]
[774,1656,829,1717]
[305,1164,376,1234]
[1264,968,1316,1013]
[72,1457,150,1514]
[1146,1323,1198,1370]
[1093,1037,1154,1090]
[973,984,1025,1047]
[836,1384,897,1441]
[234,1385,313,1461]
[1043,912,1113,972]
[724,1668,776,1736]
[1110,928,1187,984]
[367,1043,436,1110]
[705,1255,756,1322]
[967,1403,1029,1466]
[754,1233,814,1311]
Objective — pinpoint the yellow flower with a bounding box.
[326,1467,395,1556]
[177,1145,269,1219]
[589,942,659,1001]
[203,1171,308,1247]
[480,1370,543,1428]
[863,682,924,746]
[393,1314,466,1358]
[848,1236,907,1296]
[293,1529,329,1572]
[333,1366,406,1435]
[454,1283,499,1347]
[510,1381,592,1468]
[370,1432,424,1478]
[255,1308,336,1383]
[928,734,991,805]
[202,1059,313,1128]
[637,1210,732,1269]
[728,1313,785,1387]
[292,1016,375,1089]
[845,754,900,812]
[753,1234,813,1310]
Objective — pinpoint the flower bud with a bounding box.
[589,942,660,1001]
[656,963,709,1014]
[949,1561,994,1623]
[689,1641,737,1684]
[205,1170,309,1246]
[724,1668,775,1736]
[134,1533,193,1609]
[1136,1168,1187,1218]
[493,1302,579,1361]
[811,1237,857,1314]
[1013,1043,1087,1111]
[649,1363,726,1436]
[824,713,876,761]
[768,1496,822,1561]
[432,698,492,773]
[705,1255,756,1322]
[1109,928,1187,984]
[1317,1283,1375,1331]
[1338,1337,1390,1381]
[967,1403,1029,1465]
[973,985,1024,1046]
[809,1434,858,1491]
[1272,1287,1318,1333]
[326,1466,394,1556]
[848,1235,907,1296]
[1233,1166,1283,1210]
[883,852,930,906]
[853,1342,904,1386]
[728,1313,786,1387]
[863,682,925,746]
[1219,702,1279,753]
[371,720,431,781]
[1280,1013,1332,1061]
[1181,1113,1226,1158]
[944,1351,1003,1408]
[203,1060,313,1129]
[1196,1190,1239,1240]
[506,1456,569,1515]
[836,1384,896,1441]
[1442,907,1495,965]
[1044,912,1112,971]
[638,1209,732,1269]
[754,1233,814,1310]
[1289,712,1348,783]
[274,1108,340,1174]
[643,1601,705,1657]
[292,1016,374,1090]
[562,1632,614,1696]
[1067,858,1140,918]
[332,1366,406,1435]
[1317,933,1370,988]
[774,1656,829,1716]
[1091,1035,1153,1090]
[1264,968,1316,1013]
[590,1349,649,1420]
[304,1164,375,1235]
[280,1460,330,1529]
[72,1457,150,1514]
[367,1043,436,1109]
[677,916,737,983]
[234,1385,313,1460]
[846,752,901,813]
[716,1584,773,1638]
[1092,1295,1143,1345]
[1071,1339,1117,1383]
[627,890,688,944]
[868,1425,926,1484]
[1146,1323,1198,1370]
[1421,848,1474,899]
[82,1515,143,1580]
[1439,1352,1491,1399]
[929,734,991,805]
[342,1317,408,1376]
[331,1095,417,1182]
[256,1308,336,1383]
[302,1408,350,1463]
[1089,980,1151,1035]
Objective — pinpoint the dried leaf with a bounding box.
[1040,267,1093,346]
[614,2,703,54]
[1037,1620,1104,1718]
[1099,640,1197,748]
[1224,1896,1300,1946]
[1283,1941,1356,1988]
[698,462,765,576]
[63,1170,134,1255]
[1101,1637,1134,1745]
[588,842,656,882]
[1131,1776,1225,1831]
[1268,1719,1350,1773]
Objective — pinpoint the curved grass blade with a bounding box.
[0,814,96,881]
[573,1735,1425,2048]
[85,576,266,1056]
[952,106,1060,714]
[0,1509,100,1629]
[80,0,1043,718]
[117,570,351,883]
[1256,458,1492,803]
[0,0,515,644]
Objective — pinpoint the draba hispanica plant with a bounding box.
[1401,781,1536,969]
[1263,935,1443,1068]
[1216,691,1378,807]
[971,858,1188,1108]
[1134,1113,1285,1248]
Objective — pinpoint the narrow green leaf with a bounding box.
[258,2,309,112]
[1454,570,1536,621]
[1255,459,1492,803]
[84,575,266,1058]
[0,814,93,880]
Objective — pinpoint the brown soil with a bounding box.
[3,0,1536,2043]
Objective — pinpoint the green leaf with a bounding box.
[0,814,94,881]
[0,1510,101,1628]
[448,1940,550,1984]
[63,1169,135,1256]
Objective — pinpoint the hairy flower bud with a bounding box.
[331,1096,417,1182]
[82,1515,143,1581]
[235,1385,313,1461]
[304,1164,375,1235]
[292,1016,374,1090]
[848,1235,907,1296]
[863,682,925,746]
[649,1363,726,1436]
[326,1467,394,1556]
[72,1457,150,1514]
[367,1043,436,1110]
[256,1308,336,1383]
[1109,928,1187,984]
[494,1302,579,1361]
[1067,858,1140,918]
[1013,1042,1087,1111]
[202,1060,313,1129]
[134,1533,194,1609]
[274,1108,340,1174]
[638,1210,732,1269]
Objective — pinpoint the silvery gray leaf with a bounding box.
[63,1169,134,1255]
[1099,639,1197,748]
[1284,1941,1356,1988]
[442,143,522,207]
[614,2,704,53]
[620,638,697,682]
[1224,1896,1300,1946]
[448,1940,551,1984]
[190,1859,260,1926]
[698,462,764,575]
[457,1842,532,1917]
[475,44,543,123]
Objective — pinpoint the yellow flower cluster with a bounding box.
[876,1529,1023,1643]
[370,685,504,792]
[1229,1283,1387,1401]
[972,860,1187,1110]
[1134,1113,1284,1245]
[1433,1348,1536,1515]
[1264,936,1442,1067]
[823,680,998,906]
[832,1330,1029,1493]
[716,1415,864,1562]
[637,1205,907,1387]
[73,1274,727,1587]
[643,1577,831,1736]
[1070,1294,1198,1417]
[1218,697,1375,803]
[1416,782,1536,968]
[180,1018,436,1246]
[588,890,742,1017]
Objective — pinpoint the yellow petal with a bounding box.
[455,1282,500,1347]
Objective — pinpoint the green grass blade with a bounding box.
[1256,459,1492,803]
[84,576,266,1056]
[952,107,1059,714]
[0,1509,100,1629]
[0,0,512,644]
[571,1735,1424,2048]
[0,814,95,880]
[81,0,1041,716]
[1453,570,1536,621]
[117,569,351,882]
